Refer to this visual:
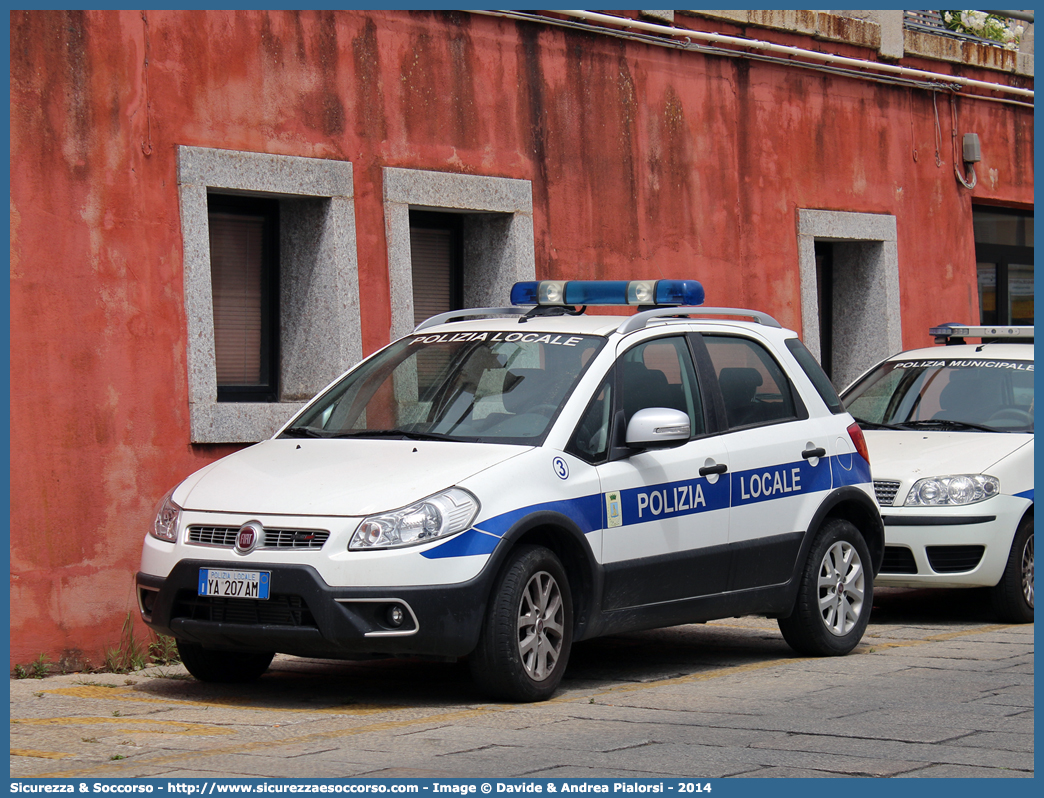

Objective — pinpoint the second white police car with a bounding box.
[841,324,1033,623]
[138,280,884,701]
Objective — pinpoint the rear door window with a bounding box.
[702,335,801,429]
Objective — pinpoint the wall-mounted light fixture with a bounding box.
[956,132,980,189]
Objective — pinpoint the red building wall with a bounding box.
[8,9,1033,668]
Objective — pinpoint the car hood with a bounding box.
[174,438,529,516]
[862,429,1031,480]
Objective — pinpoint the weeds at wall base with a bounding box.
[11,618,180,678]
[11,653,52,679]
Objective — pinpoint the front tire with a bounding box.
[176,640,274,683]
[990,515,1033,624]
[469,545,573,702]
[778,519,873,656]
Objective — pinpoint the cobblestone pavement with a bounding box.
[10,588,1034,779]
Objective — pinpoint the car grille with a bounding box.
[187,525,330,549]
[874,480,901,507]
[172,591,317,627]
[927,545,986,573]
[880,546,918,574]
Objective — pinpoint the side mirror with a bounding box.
[625,408,690,448]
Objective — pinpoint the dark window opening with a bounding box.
[974,207,1033,326]
[208,194,280,402]
[814,241,834,381]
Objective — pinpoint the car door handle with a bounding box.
[802,447,827,459]
[699,463,728,476]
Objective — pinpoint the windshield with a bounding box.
[841,357,1034,433]
[285,331,606,444]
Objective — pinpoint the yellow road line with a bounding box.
[29,705,513,778]
[11,749,76,760]
[40,684,397,715]
[865,623,1015,649]
[566,623,1022,703]
[12,716,235,736]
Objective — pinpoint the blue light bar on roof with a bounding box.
[510,280,704,308]
[929,324,1033,339]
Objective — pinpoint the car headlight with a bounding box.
[905,475,1000,506]
[150,488,182,542]
[350,488,479,550]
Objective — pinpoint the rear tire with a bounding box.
[778,518,873,656]
[990,516,1033,624]
[176,640,274,683]
[469,545,573,702]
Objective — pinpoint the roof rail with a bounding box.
[617,306,783,334]
[413,307,527,332]
[413,305,784,335]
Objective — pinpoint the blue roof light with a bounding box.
[510,280,704,308]
[655,279,704,307]
[509,282,540,305]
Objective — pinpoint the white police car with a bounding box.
[138,280,883,701]
[841,324,1033,623]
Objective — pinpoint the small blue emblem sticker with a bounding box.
[552,456,569,480]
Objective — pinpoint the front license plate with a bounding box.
[198,569,270,600]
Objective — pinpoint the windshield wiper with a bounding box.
[851,418,904,431]
[281,427,329,438]
[894,419,1001,433]
[327,429,462,442]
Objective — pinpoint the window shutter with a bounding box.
[410,227,453,326]
[209,212,265,386]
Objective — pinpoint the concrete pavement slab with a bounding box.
[903,764,1034,777]
[11,607,1033,780]
[748,730,1034,771]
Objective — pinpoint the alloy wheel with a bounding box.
[817,540,866,636]
[517,570,565,681]
[1021,533,1034,609]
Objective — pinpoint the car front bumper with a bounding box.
[874,494,1031,589]
[136,559,490,660]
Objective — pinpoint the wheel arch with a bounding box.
[998,501,1033,570]
[485,510,602,641]
[805,487,885,577]
[989,501,1034,623]
[805,486,881,572]
[773,487,883,623]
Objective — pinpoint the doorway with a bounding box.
[798,210,902,391]
[973,207,1033,326]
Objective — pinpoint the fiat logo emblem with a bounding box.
[235,521,263,554]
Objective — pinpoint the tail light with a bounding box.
[847,422,870,464]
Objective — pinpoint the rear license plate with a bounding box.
[198,569,270,600]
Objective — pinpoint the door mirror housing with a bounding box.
[625,408,691,449]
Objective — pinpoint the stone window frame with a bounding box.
[383,167,536,341]
[178,146,360,444]
[797,209,902,389]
